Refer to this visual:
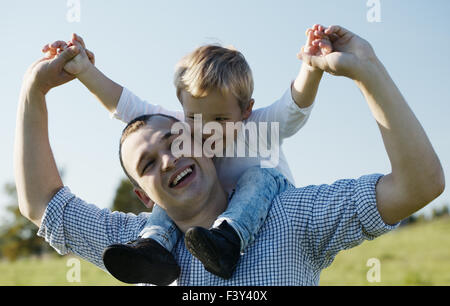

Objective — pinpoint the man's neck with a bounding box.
[173,181,228,233]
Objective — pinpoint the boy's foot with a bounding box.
[184,221,240,279]
[102,238,180,285]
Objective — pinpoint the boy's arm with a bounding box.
[291,25,331,109]
[77,64,123,114]
[65,35,123,114]
[44,35,123,114]
[291,63,323,109]
[249,25,329,139]
[60,35,183,122]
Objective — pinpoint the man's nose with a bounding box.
[160,151,178,172]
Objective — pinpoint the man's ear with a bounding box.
[134,188,155,210]
[242,99,255,120]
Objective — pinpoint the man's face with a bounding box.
[121,116,219,218]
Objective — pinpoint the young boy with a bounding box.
[43,25,332,285]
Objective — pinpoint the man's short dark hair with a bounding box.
[119,113,180,189]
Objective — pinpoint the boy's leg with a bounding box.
[139,204,180,251]
[215,167,292,251]
[102,204,181,285]
[185,167,292,279]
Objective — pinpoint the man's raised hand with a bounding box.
[26,43,80,95]
[298,25,377,80]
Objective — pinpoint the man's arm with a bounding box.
[15,87,63,226]
[302,25,445,224]
[14,47,79,226]
[357,57,445,224]
[15,48,148,268]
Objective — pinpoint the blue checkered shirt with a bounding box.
[37,174,398,285]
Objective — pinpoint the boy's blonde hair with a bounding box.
[174,44,254,112]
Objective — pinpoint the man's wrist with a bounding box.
[22,80,48,101]
[354,56,386,88]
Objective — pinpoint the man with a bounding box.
[15,26,445,285]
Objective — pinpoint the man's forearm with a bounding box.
[14,85,63,226]
[291,63,324,108]
[356,58,444,223]
[77,65,123,113]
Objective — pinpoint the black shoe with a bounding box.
[102,238,180,285]
[184,221,241,279]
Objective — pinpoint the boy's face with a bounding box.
[180,89,254,145]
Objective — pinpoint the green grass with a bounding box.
[1,218,449,286]
[0,256,125,286]
[320,217,450,285]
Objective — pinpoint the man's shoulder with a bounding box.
[272,174,385,228]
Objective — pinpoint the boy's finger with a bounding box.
[305,30,314,46]
[71,40,84,52]
[50,40,67,49]
[312,39,321,46]
[73,33,86,49]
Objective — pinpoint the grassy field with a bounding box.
[0,217,449,286]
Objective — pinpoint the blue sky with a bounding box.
[1,0,449,218]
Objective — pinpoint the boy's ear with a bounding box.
[133,188,155,210]
[242,99,255,120]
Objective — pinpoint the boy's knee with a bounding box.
[239,166,283,186]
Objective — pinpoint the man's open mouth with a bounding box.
[169,165,195,188]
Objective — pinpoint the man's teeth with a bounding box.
[172,167,193,186]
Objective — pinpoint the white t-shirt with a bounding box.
[113,86,314,194]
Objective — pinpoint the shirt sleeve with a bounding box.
[112,87,185,123]
[37,187,149,270]
[281,174,400,270]
[247,84,314,140]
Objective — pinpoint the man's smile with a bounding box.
[169,164,196,189]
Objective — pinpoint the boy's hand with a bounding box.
[298,25,377,80]
[42,34,95,76]
[298,24,333,60]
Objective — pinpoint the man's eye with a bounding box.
[216,117,227,121]
[142,160,154,174]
